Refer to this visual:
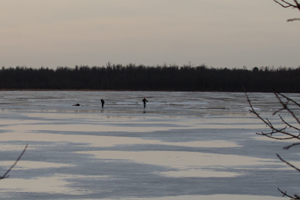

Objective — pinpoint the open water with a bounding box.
[0,91,300,200]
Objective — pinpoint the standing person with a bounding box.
[142,97,148,108]
[101,99,105,108]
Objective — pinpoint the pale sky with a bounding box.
[0,0,299,69]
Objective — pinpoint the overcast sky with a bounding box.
[0,0,299,69]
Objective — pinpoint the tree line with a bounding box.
[0,64,299,92]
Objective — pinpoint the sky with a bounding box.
[0,0,299,69]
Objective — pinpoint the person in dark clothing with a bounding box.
[142,97,148,108]
[101,99,105,108]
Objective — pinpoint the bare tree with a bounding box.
[246,92,300,199]
[0,144,28,180]
[243,1,300,199]
[274,0,300,21]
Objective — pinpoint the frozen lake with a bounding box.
[0,91,300,200]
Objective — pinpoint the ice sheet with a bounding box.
[0,91,299,199]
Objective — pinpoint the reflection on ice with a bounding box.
[0,144,30,151]
[0,133,240,148]
[0,161,73,170]
[76,151,277,178]
[0,175,92,195]
[158,169,239,178]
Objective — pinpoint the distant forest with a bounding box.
[0,64,299,92]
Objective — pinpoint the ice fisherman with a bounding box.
[101,99,105,108]
[142,97,148,108]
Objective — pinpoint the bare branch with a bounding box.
[274,93,300,126]
[274,0,297,8]
[245,92,277,130]
[277,93,300,107]
[283,142,300,150]
[247,91,300,197]
[277,153,300,172]
[245,92,300,140]
[0,144,28,180]
[278,188,300,199]
[257,132,295,140]
[274,0,300,22]
[276,154,300,198]
[287,18,300,21]
[274,0,300,9]
[279,115,300,132]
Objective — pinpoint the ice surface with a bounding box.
[0,91,300,199]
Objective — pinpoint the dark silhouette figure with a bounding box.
[101,99,105,108]
[73,103,80,106]
[142,97,148,108]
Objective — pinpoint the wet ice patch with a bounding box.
[0,133,240,148]
[158,169,239,178]
[0,161,73,170]
[76,151,278,178]
[0,175,92,195]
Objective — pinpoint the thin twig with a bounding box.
[283,142,300,150]
[274,0,300,9]
[274,0,300,22]
[275,93,300,126]
[0,144,28,180]
[245,91,300,140]
[277,93,300,107]
[257,132,294,140]
[278,188,300,199]
[287,18,300,21]
[279,115,300,132]
[277,153,300,172]
[246,90,300,198]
